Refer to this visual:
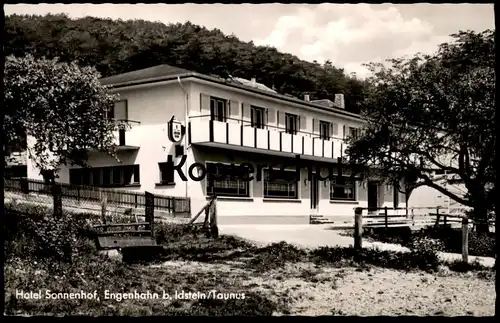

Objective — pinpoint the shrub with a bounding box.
[155,222,191,244]
[468,232,495,258]
[310,246,440,272]
[248,242,308,271]
[406,237,443,271]
[369,227,413,246]
[4,203,93,265]
[408,236,446,253]
[447,259,488,273]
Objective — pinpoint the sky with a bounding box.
[4,3,495,78]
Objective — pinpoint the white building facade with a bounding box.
[26,65,407,224]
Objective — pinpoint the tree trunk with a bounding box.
[473,205,490,234]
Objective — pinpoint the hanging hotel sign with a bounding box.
[168,115,185,143]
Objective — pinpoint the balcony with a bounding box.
[113,119,141,151]
[189,115,348,162]
[82,120,141,152]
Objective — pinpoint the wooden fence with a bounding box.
[355,206,477,229]
[353,206,495,263]
[4,177,190,214]
[186,195,218,238]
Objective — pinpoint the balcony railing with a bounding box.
[113,119,141,149]
[190,115,350,160]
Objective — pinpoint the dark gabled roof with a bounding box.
[100,64,362,119]
[100,64,193,86]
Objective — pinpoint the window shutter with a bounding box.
[242,103,251,125]
[229,100,240,120]
[313,119,320,135]
[342,125,346,139]
[267,107,275,125]
[332,123,339,136]
[114,101,128,120]
[300,115,307,130]
[200,94,211,116]
[277,111,285,129]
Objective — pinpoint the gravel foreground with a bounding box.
[154,260,495,316]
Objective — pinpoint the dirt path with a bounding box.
[152,260,495,316]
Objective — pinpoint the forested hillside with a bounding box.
[4,14,369,113]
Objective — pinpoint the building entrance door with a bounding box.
[310,173,319,213]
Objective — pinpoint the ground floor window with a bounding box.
[330,176,356,200]
[69,165,140,187]
[263,169,298,199]
[206,162,250,197]
[158,162,174,184]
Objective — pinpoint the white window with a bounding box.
[285,113,298,135]
[320,121,331,140]
[349,127,359,140]
[263,169,298,199]
[206,162,250,197]
[251,106,265,129]
[330,176,356,201]
[210,97,227,122]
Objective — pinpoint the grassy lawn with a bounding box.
[4,202,496,316]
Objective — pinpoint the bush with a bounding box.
[155,222,191,244]
[4,202,93,265]
[408,236,445,253]
[249,242,308,271]
[447,259,488,273]
[310,246,441,272]
[468,232,496,258]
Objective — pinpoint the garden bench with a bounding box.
[92,221,157,250]
[92,192,158,250]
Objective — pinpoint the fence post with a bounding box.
[101,194,107,232]
[52,182,63,218]
[444,212,448,227]
[21,178,30,194]
[210,196,219,238]
[462,217,469,263]
[203,201,210,228]
[135,194,138,208]
[434,207,441,228]
[384,206,388,229]
[145,192,155,232]
[354,207,363,250]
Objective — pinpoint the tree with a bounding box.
[4,14,370,114]
[4,54,119,181]
[346,30,495,233]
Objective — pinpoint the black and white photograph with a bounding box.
[3,2,496,316]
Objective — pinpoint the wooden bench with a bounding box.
[92,222,157,249]
[92,191,158,250]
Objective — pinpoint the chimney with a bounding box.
[334,94,345,109]
[251,78,256,86]
[304,94,310,101]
